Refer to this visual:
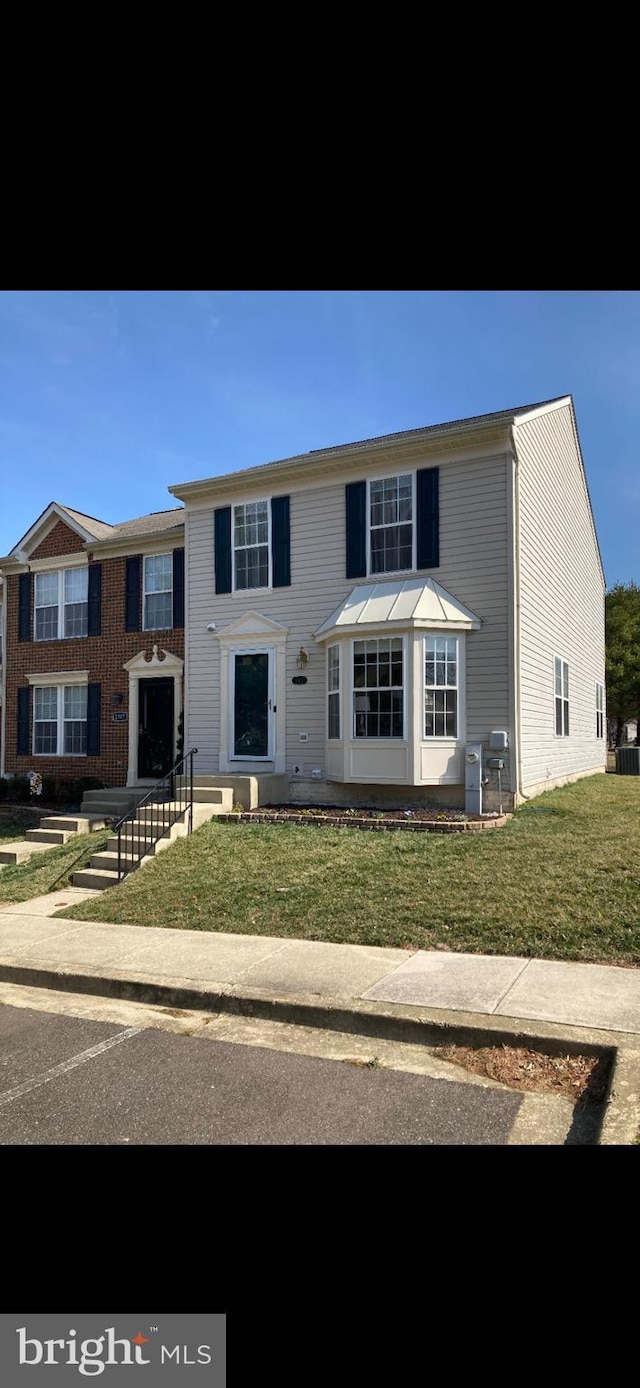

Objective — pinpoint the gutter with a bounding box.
[509,423,531,804]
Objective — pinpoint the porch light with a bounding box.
[111,692,124,707]
[296,647,309,669]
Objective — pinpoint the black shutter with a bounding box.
[18,572,32,642]
[87,562,102,637]
[125,555,141,631]
[87,683,101,757]
[345,481,367,579]
[214,507,232,594]
[173,548,185,627]
[271,496,291,588]
[17,687,30,755]
[416,467,439,569]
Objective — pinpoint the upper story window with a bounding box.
[34,567,88,641]
[596,681,604,739]
[234,501,270,590]
[143,554,173,630]
[353,637,404,738]
[369,474,414,575]
[554,656,569,736]
[425,636,458,738]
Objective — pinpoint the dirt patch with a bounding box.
[435,1043,611,1104]
[254,803,492,822]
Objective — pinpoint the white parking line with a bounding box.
[0,1027,141,1107]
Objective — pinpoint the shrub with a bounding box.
[6,776,31,803]
[41,777,60,803]
[0,777,8,802]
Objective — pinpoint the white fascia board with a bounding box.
[511,397,572,426]
[315,617,479,643]
[13,503,99,556]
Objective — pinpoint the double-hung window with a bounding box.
[353,638,404,738]
[34,568,88,640]
[143,554,173,630]
[234,501,270,590]
[424,636,458,737]
[596,682,604,739]
[369,474,413,575]
[555,657,570,736]
[34,684,88,755]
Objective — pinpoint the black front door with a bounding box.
[138,678,174,779]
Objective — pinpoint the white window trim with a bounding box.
[32,681,88,757]
[423,634,459,740]
[142,554,174,633]
[232,498,273,594]
[350,634,407,741]
[327,643,341,741]
[595,680,605,739]
[366,472,416,580]
[554,655,570,738]
[34,567,88,642]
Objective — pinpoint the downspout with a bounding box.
[509,424,533,804]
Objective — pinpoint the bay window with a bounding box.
[424,636,458,738]
[353,638,404,738]
[327,645,340,739]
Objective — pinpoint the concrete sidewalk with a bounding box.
[0,889,639,1036]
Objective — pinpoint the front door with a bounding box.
[232,651,272,759]
[138,678,174,779]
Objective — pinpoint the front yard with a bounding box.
[57,775,640,965]
[0,811,109,906]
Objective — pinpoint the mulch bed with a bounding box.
[217,804,510,833]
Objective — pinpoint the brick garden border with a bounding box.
[216,812,511,833]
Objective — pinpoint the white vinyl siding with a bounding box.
[34,568,88,641]
[33,684,87,755]
[327,645,340,739]
[143,554,173,631]
[233,501,270,590]
[516,404,606,789]
[425,636,458,738]
[184,451,511,787]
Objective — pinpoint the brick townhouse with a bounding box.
[0,501,185,790]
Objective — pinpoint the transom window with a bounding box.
[555,657,569,736]
[143,554,173,630]
[424,636,458,738]
[353,638,404,738]
[34,684,87,756]
[327,645,340,739]
[34,568,88,641]
[369,474,413,575]
[234,501,270,590]
[596,681,604,739]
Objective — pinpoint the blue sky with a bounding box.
[0,289,637,586]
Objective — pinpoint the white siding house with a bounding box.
[169,396,606,812]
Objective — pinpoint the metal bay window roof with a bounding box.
[314,577,482,640]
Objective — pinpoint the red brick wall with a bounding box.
[31,520,86,559]
[5,554,184,787]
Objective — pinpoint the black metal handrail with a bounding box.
[113,747,198,882]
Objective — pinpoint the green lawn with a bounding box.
[0,812,110,905]
[56,774,640,965]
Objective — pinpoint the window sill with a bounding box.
[142,626,175,634]
[231,587,274,597]
[33,635,88,643]
[31,754,88,759]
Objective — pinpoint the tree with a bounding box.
[605,582,640,745]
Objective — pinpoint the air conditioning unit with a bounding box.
[616,746,640,775]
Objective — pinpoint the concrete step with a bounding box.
[25,828,72,845]
[40,815,106,833]
[72,868,121,890]
[192,787,234,806]
[105,823,185,853]
[90,851,148,872]
[77,799,132,818]
[0,840,54,865]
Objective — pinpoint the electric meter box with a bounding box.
[489,730,508,752]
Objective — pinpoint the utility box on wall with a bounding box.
[465,744,483,816]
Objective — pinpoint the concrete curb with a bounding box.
[0,957,633,1143]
